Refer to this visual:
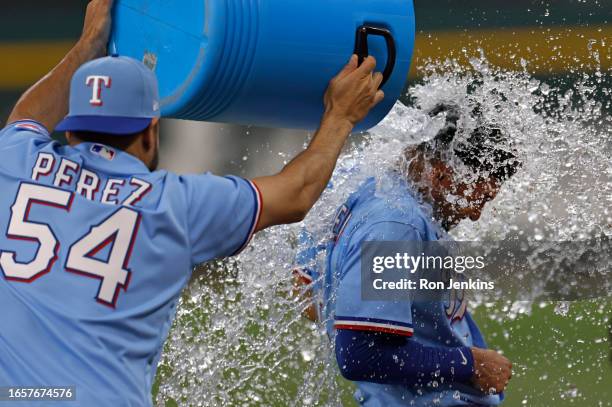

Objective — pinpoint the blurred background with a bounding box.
[1,1,610,406]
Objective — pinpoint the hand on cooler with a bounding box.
[324,55,385,128]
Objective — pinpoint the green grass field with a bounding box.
[155,297,611,406]
[473,301,611,406]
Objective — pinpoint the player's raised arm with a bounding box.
[252,55,384,232]
[6,0,114,131]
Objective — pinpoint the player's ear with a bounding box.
[142,118,159,151]
[150,117,160,135]
[65,132,76,145]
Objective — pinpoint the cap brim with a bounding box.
[55,115,153,135]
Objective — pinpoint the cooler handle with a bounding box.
[354,25,397,88]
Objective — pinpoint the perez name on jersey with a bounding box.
[31,148,151,206]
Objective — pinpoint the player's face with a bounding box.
[453,177,500,221]
[430,162,501,229]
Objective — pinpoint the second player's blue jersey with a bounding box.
[295,175,501,406]
[0,121,262,406]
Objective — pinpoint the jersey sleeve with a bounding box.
[0,120,50,144]
[333,221,424,337]
[182,173,262,265]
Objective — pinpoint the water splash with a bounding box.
[156,54,610,406]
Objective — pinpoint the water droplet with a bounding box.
[554,301,571,316]
[301,349,314,362]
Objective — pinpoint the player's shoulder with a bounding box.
[354,218,425,245]
[346,188,437,246]
[360,197,429,238]
[0,120,51,145]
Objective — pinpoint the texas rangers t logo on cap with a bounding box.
[86,75,112,106]
[56,56,160,135]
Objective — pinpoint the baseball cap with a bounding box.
[56,55,160,135]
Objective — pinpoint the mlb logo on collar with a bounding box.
[91,144,116,161]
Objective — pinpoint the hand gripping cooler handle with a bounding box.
[354,25,397,88]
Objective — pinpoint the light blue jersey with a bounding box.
[296,176,501,406]
[0,121,262,406]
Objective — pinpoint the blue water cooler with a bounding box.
[110,0,415,131]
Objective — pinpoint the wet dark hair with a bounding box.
[418,103,521,182]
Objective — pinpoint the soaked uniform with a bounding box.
[295,176,502,406]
